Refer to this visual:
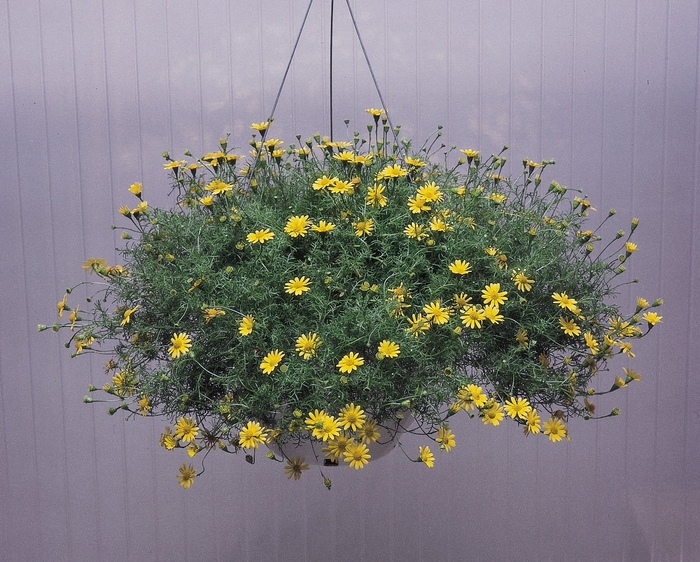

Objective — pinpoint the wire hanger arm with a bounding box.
[247,0,402,190]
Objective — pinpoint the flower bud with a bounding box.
[83,396,93,403]
[611,408,620,416]
[37,324,48,332]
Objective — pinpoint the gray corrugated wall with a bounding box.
[1,1,698,561]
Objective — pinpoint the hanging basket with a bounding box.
[46,115,662,487]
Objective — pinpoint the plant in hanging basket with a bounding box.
[44,111,662,488]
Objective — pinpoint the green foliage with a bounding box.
[53,119,661,451]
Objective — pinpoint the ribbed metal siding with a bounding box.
[1,1,698,560]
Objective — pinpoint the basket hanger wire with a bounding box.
[250,0,400,185]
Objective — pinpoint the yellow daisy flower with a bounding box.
[642,311,662,326]
[407,195,431,213]
[338,403,366,431]
[312,175,338,190]
[461,306,486,329]
[120,305,139,326]
[238,421,269,449]
[504,397,532,420]
[174,416,199,443]
[205,179,233,195]
[177,463,197,489]
[417,182,443,203]
[285,276,311,295]
[404,222,428,239]
[251,121,270,132]
[246,229,275,244]
[353,218,374,236]
[418,445,434,467]
[311,220,336,232]
[543,417,568,442]
[512,271,534,292]
[377,340,400,359]
[366,183,387,207]
[482,402,505,426]
[344,441,371,470]
[552,291,578,312]
[168,332,192,358]
[284,215,311,237]
[559,317,581,336]
[295,332,322,359]
[483,304,504,324]
[337,352,364,373]
[405,156,425,167]
[449,260,472,275]
[482,283,508,306]
[238,314,254,336]
[313,415,341,442]
[423,300,451,324]
[358,419,380,443]
[406,313,431,336]
[436,425,456,452]
[260,349,284,374]
[524,409,541,435]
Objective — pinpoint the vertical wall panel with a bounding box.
[1,1,698,560]
[0,0,41,557]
